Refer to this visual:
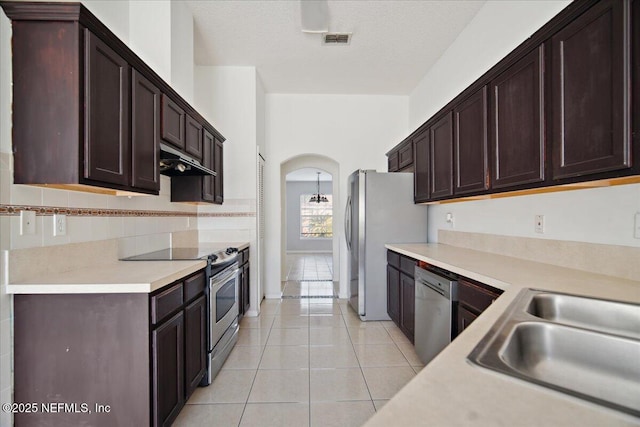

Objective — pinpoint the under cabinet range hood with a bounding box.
[159,143,216,177]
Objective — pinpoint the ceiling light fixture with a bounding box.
[309,172,329,203]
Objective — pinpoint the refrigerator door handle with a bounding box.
[344,196,351,250]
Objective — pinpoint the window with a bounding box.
[300,195,333,238]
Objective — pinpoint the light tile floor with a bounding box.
[285,253,333,281]
[175,298,424,427]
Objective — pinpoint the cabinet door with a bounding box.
[185,114,203,160]
[161,95,185,149]
[398,142,414,170]
[454,87,489,195]
[457,305,478,336]
[184,295,206,399]
[84,31,130,187]
[152,311,184,427]
[387,265,400,326]
[400,273,415,342]
[429,112,454,200]
[634,0,640,159]
[202,129,215,202]
[491,46,544,189]
[550,0,631,179]
[242,263,250,315]
[131,69,160,192]
[413,130,430,203]
[214,138,224,204]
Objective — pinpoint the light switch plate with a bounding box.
[20,210,36,235]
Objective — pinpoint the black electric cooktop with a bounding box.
[121,247,239,266]
[121,248,213,261]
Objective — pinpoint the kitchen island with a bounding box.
[367,243,640,427]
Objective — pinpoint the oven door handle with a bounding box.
[210,265,240,289]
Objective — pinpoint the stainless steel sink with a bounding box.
[469,289,640,417]
[527,292,640,339]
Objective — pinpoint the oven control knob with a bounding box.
[225,247,238,255]
[209,254,219,262]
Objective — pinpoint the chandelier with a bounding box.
[309,172,329,203]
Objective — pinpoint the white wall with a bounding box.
[408,0,640,249]
[195,66,258,199]
[128,1,172,84]
[265,95,408,298]
[409,0,571,129]
[170,0,194,104]
[286,181,333,252]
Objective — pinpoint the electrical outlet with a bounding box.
[20,210,36,235]
[53,214,67,236]
[635,212,640,239]
[535,214,544,234]
[446,212,454,225]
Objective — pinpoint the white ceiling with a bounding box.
[187,0,486,94]
[286,168,332,181]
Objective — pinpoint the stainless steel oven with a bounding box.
[205,261,240,384]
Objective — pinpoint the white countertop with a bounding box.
[6,241,249,294]
[366,243,640,427]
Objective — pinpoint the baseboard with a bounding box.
[264,293,282,299]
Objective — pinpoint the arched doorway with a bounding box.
[280,155,340,298]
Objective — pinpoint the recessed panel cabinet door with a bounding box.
[550,0,631,179]
[387,265,400,325]
[185,114,203,160]
[413,130,430,203]
[184,295,206,399]
[429,112,454,200]
[400,273,415,342]
[84,31,130,187]
[454,87,489,195]
[202,130,215,202]
[131,70,160,192]
[490,46,544,189]
[214,138,224,204]
[152,311,184,427]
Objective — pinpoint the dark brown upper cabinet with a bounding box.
[490,46,545,189]
[634,0,640,154]
[454,87,489,195]
[2,2,225,197]
[214,138,224,204]
[429,112,454,200]
[388,151,399,172]
[185,114,204,161]
[161,95,186,150]
[131,70,161,192]
[386,140,413,173]
[202,130,215,202]
[550,0,631,179]
[413,129,430,203]
[398,142,414,170]
[84,31,131,188]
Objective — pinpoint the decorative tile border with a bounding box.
[0,204,256,218]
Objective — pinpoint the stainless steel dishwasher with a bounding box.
[414,266,459,365]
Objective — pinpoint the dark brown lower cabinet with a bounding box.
[153,311,184,427]
[387,264,401,325]
[456,278,503,336]
[386,250,417,342]
[400,272,415,340]
[12,270,207,427]
[184,295,207,400]
[239,247,251,317]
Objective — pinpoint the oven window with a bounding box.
[216,278,236,322]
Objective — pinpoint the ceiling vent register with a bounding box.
[322,33,351,45]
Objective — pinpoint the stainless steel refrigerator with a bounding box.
[345,170,428,321]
